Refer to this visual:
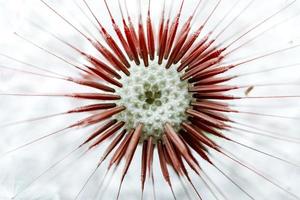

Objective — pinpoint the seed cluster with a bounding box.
[114,60,192,141]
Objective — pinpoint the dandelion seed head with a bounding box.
[114,59,192,141]
[1,0,300,199]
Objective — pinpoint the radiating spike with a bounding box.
[141,140,148,196]
[157,140,177,199]
[138,0,149,66]
[164,123,201,173]
[109,130,134,169]
[117,124,143,199]
[80,120,118,146]
[164,0,185,59]
[162,135,183,175]
[98,130,127,165]
[67,78,115,92]
[180,130,213,164]
[147,0,155,60]
[181,122,219,151]
[103,0,134,61]
[88,121,125,149]
[75,106,125,127]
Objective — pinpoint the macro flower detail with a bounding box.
[114,60,192,141]
[1,0,300,199]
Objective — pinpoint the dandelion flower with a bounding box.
[1,0,300,199]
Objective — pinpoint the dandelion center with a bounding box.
[114,60,192,140]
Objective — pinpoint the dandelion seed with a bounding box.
[1,0,300,199]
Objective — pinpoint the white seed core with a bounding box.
[113,59,192,140]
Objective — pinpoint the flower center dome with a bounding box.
[114,59,192,141]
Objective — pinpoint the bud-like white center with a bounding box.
[113,59,192,141]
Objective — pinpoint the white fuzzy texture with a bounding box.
[114,59,192,140]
